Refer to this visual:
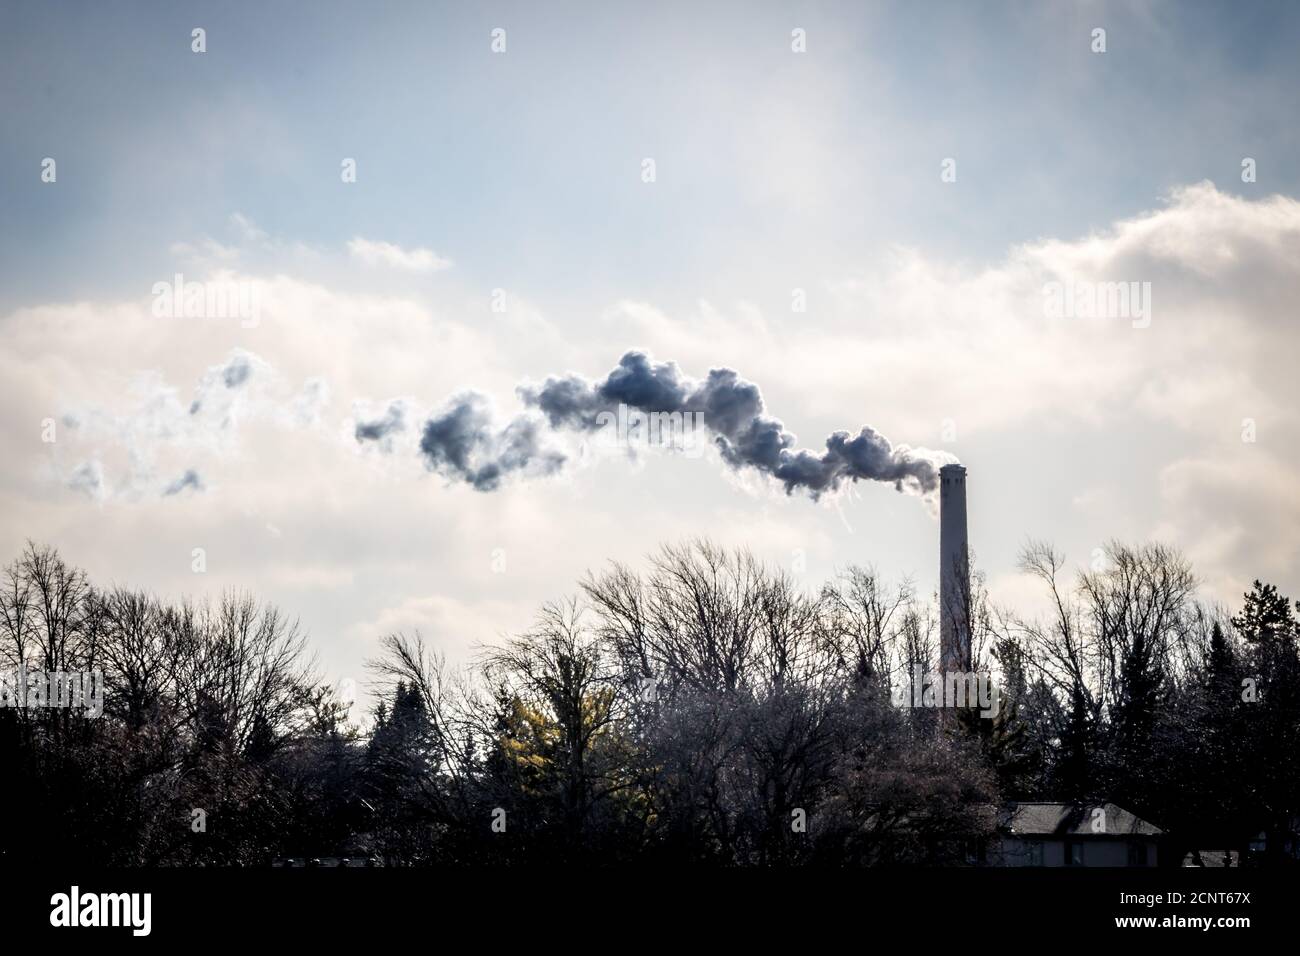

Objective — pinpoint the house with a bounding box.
[994,801,1162,867]
[1183,822,1300,865]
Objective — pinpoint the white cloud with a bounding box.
[1153,451,1300,606]
[347,237,452,273]
[229,212,268,244]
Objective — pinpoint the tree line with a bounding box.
[1,538,1297,865]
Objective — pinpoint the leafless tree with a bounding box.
[584,540,771,695]
[820,565,912,688]
[97,587,174,732]
[14,541,93,674]
[167,592,312,758]
[368,629,483,797]
[1018,540,1095,712]
[0,548,36,671]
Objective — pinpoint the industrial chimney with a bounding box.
[939,463,970,676]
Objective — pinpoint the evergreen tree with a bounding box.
[1054,684,1094,801]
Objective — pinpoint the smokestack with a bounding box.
[939,463,970,675]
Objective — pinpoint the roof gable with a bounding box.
[1001,802,1162,837]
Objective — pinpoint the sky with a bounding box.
[2,0,1298,716]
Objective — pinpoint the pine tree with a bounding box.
[1230,582,1300,862]
[1231,580,1297,650]
[363,682,436,863]
[1055,684,1094,801]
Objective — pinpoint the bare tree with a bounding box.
[97,587,174,732]
[367,630,480,801]
[17,541,93,674]
[0,548,36,672]
[168,592,312,758]
[584,540,771,695]
[820,565,911,687]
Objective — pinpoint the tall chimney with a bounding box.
[939,463,970,675]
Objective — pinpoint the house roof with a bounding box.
[1001,802,1162,837]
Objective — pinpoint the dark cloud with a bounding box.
[191,352,254,415]
[355,402,406,442]
[222,354,252,388]
[418,395,565,492]
[67,460,104,499]
[518,350,950,497]
[163,469,204,496]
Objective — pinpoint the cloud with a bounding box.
[229,212,268,244]
[347,237,452,273]
[163,469,204,496]
[221,353,252,389]
[188,350,258,416]
[354,400,407,443]
[168,238,240,266]
[1153,450,1300,604]
[67,461,105,500]
[34,348,315,501]
[350,593,534,664]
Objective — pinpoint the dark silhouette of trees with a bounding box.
[1229,581,1300,860]
[2,538,1298,866]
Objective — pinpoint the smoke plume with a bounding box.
[519,351,952,497]
[417,394,565,492]
[406,351,952,498]
[163,468,205,496]
[354,401,406,442]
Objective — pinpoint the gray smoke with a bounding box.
[163,469,205,496]
[518,351,951,497]
[222,354,252,388]
[355,401,406,442]
[418,394,565,491]
[190,352,254,415]
[67,460,105,499]
[409,351,950,497]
